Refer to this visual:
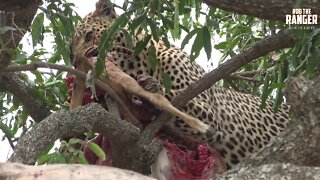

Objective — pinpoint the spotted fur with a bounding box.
[70,3,290,169]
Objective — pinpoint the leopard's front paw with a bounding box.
[137,74,164,95]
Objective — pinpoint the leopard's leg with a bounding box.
[136,74,221,146]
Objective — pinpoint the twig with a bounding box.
[292,58,307,75]
[227,74,262,83]
[231,70,260,78]
[7,136,15,150]
[5,62,84,76]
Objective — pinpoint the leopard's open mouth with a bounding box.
[85,47,99,58]
[84,46,99,64]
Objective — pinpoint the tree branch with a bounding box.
[9,101,162,174]
[140,29,295,143]
[9,103,140,165]
[0,162,155,180]
[0,72,51,123]
[202,0,320,22]
[174,30,294,107]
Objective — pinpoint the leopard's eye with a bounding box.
[85,31,93,43]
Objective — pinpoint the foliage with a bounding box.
[0,0,319,164]
[37,139,88,164]
[0,0,81,161]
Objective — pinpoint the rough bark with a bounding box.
[202,0,320,22]
[0,0,42,78]
[0,0,41,10]
[9,103,140,165]
[0,73,51,123]
[9,102,162,174]
[0,163,155,180]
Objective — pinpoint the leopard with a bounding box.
[70,1,290,170]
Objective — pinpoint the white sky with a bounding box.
[0,0,221,162]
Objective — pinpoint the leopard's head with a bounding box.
[70,0,117,67]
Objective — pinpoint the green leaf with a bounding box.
[14,52,27,64]
[160,14,174,29]
[0,121,14,139]
[37,153,54,165]
[260,73,271,109]
[190,29,204,62]
[228,35,241,49]
[148,44,159,69]
[31,13,45,47]
[121,29,133,49]
[162,72,172,93]
[182,11,191,29]
[20,108,28,127]
[214,41,227,50]
[129,14,146,32]
[97,13,129,76]
[56,33,71,66]
[50,153,68,163]
[273,88,283,112]
[202,26,212,60]
[172,0,180,39]
[181,28,199,50]
[194,0,201,20]
[162,36,171,47]
[86,142,106,161]
[134,34,151,56]
[37,143,55,158]
[271,83,284,89]
[12,96,20,109]
[32,70,44,83]
[56,13,73,38]
[68,138,82,145]
[45,79,63,87]
[122,0,129,10]
[306,48,320,76]
[76,152,89,164]
[146,18,159,42]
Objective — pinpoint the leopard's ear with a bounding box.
[94,0,117,19]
